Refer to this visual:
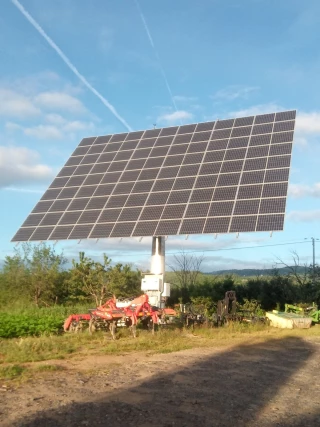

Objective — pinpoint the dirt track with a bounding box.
[1,335,320,426]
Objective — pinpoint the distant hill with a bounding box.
[209,266,308,277]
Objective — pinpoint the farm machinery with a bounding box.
[64,293,176,339]
[285,303,320,324]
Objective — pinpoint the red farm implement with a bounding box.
[64,294,175,339]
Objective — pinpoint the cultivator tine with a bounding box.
[131,324,137,338]
[110,321,117,340]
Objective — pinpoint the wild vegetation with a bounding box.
[0,244,319,341]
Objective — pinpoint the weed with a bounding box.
[0,364,26,380]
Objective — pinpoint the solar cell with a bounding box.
[234,116,254,127]
[228,137,249,149]
[208,139,228,150]
[217,173,241,187]
[180,218,206,234]
[60,211,82,225]
[22,214,44,227]
[94,135,111,144]
[110,222,135,238]
[211,129,232,140]
[159,126,178,137]
[199,163,221,175]
[118,208,141,222]
[78,210,100,224]
[68,198,90,211]
[125,193,148,207]
[237,185,262,199]
[58,166,76,177]
[156,220,180,235]
[132,221,158,236]
[230,216,257,232]
[215,119,234,129]
[158,167,179,179]
[86,197,108,210]
[126,131,144,141]
[173,177,195,190]
[255,113,275,124]
[98,208,121,222]
[234,200,260,215]
[190,188,214,203]
[30,227,54,241]
[195,121,215,132]
[40,212,63,225]
[167,190,190,204]
[74,165,93,175]
[69,224,92,239]
[178,124,197,134]
[231,126,252,138]
[90,223,113,238]
[49,199,71,211]
[204,217,230,233]
[79,137,96,146]
[140,206,164,221]
[191,131,211,142]
[209,201,234,216]
[13,110,296,241]
[161,204,186,219]
[256,214,284,231]
[178,164,200,177]
[110,133,127,143]
[249,134,271,146]
[185,203,210,218]
[271,132,294,144]
[101,172,121,184]
[138,168,159,180]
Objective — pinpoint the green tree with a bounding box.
[2,243,67,307]
[67,253,141,305]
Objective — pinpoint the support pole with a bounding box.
[150,236,165,275]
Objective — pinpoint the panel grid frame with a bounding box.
[12,110,296,242]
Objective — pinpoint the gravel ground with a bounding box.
[1,335,320,427]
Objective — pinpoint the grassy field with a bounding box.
[1,323,320,382]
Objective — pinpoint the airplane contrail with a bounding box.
[11,0,132,132]
[133,0,180,118]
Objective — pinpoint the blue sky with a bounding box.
[0,0,319,272]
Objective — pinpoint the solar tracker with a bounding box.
[12,110,296,242]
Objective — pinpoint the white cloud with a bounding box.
[295,112,320,134]
[3,187,45,194]
[287,210,320,222]
[229,103,283,118]
[0,88,40,118]
[0,146,53,188]
[24,124,63,140]
[7,117,96,140]
[63,120,95,133]
[158,110,193,125]
[45,113,68,126]
[213,86,259,101]
[288,183,320,198]
[34,91,86,114]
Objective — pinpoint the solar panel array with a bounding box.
[12,110,296,242]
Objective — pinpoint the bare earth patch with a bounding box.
[0,334,320,426]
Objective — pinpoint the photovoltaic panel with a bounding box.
[12,110,296,241]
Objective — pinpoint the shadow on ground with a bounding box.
[17,336,319,427]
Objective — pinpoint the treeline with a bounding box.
[0,243,319,313]
[168,268,320,311]
[0,243,141,309]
